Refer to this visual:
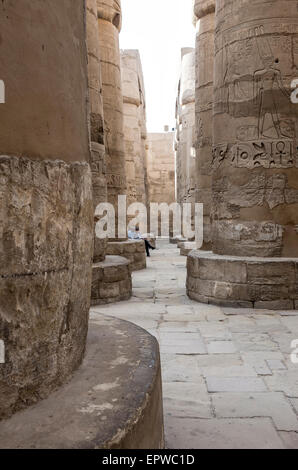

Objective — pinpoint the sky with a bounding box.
[120,0,195,132]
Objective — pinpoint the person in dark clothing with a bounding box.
[128,227,156,257]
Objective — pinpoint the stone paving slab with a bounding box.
[206,341,237,354]
[161,355,202,383]
[164,417,285,449]
[212,392,298,431]
[265,371,298,398]
[200,365,257,378]
[91,240,298,449]
[206,377,267,393]
[159,332,207,355]
[163,382,212,419]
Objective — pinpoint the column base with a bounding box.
[180,242,197,256]
[169,236,188,245]
[0,316,164,449]
[91,256,132,305]
[187,250,298,310]
[106,240,147,271]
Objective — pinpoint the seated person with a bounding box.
[128,227,156,257]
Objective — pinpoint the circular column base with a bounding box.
[187,250,298,310]
[180,242,197,257]
[91,256,132,305]
[106,240,146,271]
[169,236,188,245]
[0,316,165,449]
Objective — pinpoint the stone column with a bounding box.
[97,0,127,238]
[87,0,107,262]
[193,0,215,250]
[180,48,196,237]
[139,81,149,208]
[174,49,196,250]
[87,0,133,304]
[0,0,93,419]
[121,50,147,207]
[187,0,298,310]
[176,48,196,207]
[97,8,146,271]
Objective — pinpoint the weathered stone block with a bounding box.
[254,300,294,311]
[212,282,250,302]
[187,251,298,310]
[106,243,124,255]
[247,262,296,286]
[103,265,127,283]
[99,282,120,299]
[119,279,132,296]
[249,284,290,302]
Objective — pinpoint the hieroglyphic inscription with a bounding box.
[212,140,297,169]
[106,173,126,189]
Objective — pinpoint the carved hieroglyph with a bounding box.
[87,0,107,262]
[121,50,147,207]
[97,0,127,237]
[194,0,215,249]
[213,0,298,257]
[0,0,93,419]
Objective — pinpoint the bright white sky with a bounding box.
[120,0,195,132]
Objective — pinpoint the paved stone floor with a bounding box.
[90,240,298,449]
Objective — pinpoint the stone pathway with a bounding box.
[90,240,298,449]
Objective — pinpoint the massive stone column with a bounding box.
[87,0,107,262]
[187,0,298,310]
[175,48,196,251]
[86,0,133,304]
[0,0,93,419]
[139,83,149,209]
[176,48,196,206]
[97,2,146,270]
[121,50,147,207]
[193,0,215,250]
[97,0,127,238]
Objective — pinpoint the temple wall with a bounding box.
[146,133,175,236]
[146,133,176,206]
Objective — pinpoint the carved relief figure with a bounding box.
[253,26,290,139]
